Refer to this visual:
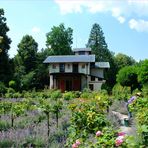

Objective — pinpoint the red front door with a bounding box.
[59,79,65,92]
[73,78,80,91]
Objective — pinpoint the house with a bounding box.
[43,48,110,92]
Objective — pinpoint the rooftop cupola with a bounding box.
[73,48,91,55]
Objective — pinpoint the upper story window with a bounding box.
[91,76,95,81]
[78,51,85,55]
[52,64,56,69]
[67,64,71,69]
[60,63,65,72]
[82,64,85,69]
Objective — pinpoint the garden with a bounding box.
[0,85,148,148]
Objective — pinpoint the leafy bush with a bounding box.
[63,91,76,100]
[0,140,15,148]
[0,120,11,131]
[0,82,7,96]
[9,80,16,90]
[51,90,62,100]
[23,136,46,147]
[112,83,130,101]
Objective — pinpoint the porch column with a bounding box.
[50,75,54,89]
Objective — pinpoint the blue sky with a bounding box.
[1,0,148,61]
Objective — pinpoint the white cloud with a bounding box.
[129,19,148,32]
[55,0,148,31]
[117,16,125,24]
[32,26,41,33]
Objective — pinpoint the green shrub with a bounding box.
[51,90,62,100]
[0,139,14,148]
[23,136,46,147]
[0,82,7,96]
[0,120,11,131]
[112,83,130,101]
[13,92,22,98]
[9,80,16,90]
[63,91,75,100]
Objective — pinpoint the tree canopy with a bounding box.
[86,23,112,62]
[116,66,139,93]
[114,53,136,70]
[87,23,117,92]
[138,59,148,85]
[17,35,38,73]
[0,8,12,83]
[46,23,73,55]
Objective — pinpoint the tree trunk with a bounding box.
[47,113,50,137]
[56,111,58,128]
[11,114,14,127]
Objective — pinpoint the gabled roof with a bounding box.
[43,55,95,63]
[73,48,91,52]
[95,62,110,68]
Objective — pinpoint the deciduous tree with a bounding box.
[46,23,73,55]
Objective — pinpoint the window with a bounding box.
[67,64,70,69]
[79,51,85,55]
[73,64,78,73]
[60,63,65,72]
[52,64,56,69]
[82,64,85,69]
[91,76,95,81]
[89,84,94,91]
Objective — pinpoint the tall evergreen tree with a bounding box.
[17,35,38,73]
[0,8,12,83]
[14,35,38,90]
[87,23,117,92]
[46,23,73,55]
[87,23,111,62]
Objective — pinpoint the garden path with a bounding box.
[111,111,135,136]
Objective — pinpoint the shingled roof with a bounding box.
[43,55,95,63]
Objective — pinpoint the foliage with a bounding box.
[67,93,112,146]
[0,82,7,95]
[17,35,38,73]
[21,71,35,90]
[63,91,76,100]
[8,80,16,90]
[51,90,62,100]
[112,83,131,101]
[0,139,15,148]
[138,59,148,85]
[117,66,139,93]
[13,35,38,90]
[114,53,136,70]
[86,23,117,92]
[129,97,148,146]
[0,8,12,84]
[46,23,73,55]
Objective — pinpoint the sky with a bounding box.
[0,0,148,61]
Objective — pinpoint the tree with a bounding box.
[0,8,12,83]
[17,35,38,73]
[14,35,38,90]
[46,23,73,55]
[87,23,117,92]
[138,59,148,85]
[114,53,136,70]
[87,23,111,62]
[116,66,139,93]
